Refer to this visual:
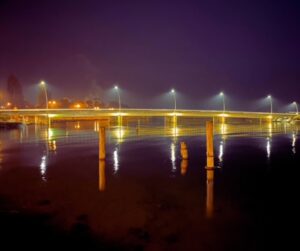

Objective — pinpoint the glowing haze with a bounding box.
[0,0,299,110]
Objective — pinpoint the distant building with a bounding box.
[7,75,24,108]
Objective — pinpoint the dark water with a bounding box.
[0,121,299,250]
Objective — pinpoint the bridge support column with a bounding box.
[206,121,214,169]
[99,127,106,160]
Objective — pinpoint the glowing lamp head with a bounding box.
[219,92,224,96]
[171,89,175,93]
[267,95,271,99]
[114,85,118,90]
[40,81,46,86]
[293,101,297,105]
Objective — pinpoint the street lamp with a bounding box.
[40,81,49,109]
[267,95,272,114]
[219,92,225,113]
[114,85,121,112]
[171,89,177,112]
[40,80,50,127]
[293,101,299,114]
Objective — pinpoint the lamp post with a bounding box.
[114,85,121,112]
[40,81,49,127]
[171,89,177,112]
[267,95,273,114]
[114,85,122,128]
[40,81,48,109]
[293,101,299,114]
[219,92,225,113]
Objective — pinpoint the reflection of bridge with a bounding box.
[0,108,299,122]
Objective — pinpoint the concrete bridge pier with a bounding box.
[99,127,106,160]
[205,120,215,218]
[206,121,214,169]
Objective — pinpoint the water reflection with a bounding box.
[114,127,125,143]
[218,140,224,165]
[48,140,57,152]
[113,147,119,174]
[40,155,47,182]
[46,128,57,152]
[171,127,179,137]
[221,123,227,135]
[292,133,296,154]
[99,160,106,191]
[206,168,214,218]
[268,122,272,137]
[266,137,271,159]
[180,159,188,176]
[74,122,80,129]
[170,142,177,173]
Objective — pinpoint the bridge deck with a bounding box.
[0,108,298,121]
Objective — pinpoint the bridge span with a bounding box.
[0,108,299,122]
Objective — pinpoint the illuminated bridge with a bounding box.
[0,108,299,122]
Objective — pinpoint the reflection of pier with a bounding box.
[206,168,214,218]
[99,160,106,191]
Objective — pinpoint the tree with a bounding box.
[7,75,24,107]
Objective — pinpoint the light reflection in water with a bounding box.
[114,128,125,143]
[292,133,296,154]
[170,142,176,172]
[40,155,47,182]
[284,122,287,134]
[113,148,119,174]
[180,159,188,176]
[48,140,57,152]
[218,140,224,164]
[266,137,271,159]
[46,128,57,152]
[74,122,80,129]
[47,128,53,139]
[268,122,272,137]
[206,168,214,218]
[99,160,106,191]
[171,127,179,137]
[221,123,227,135]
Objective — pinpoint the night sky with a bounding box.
[0,0,299,110]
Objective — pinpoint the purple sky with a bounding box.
[0,0,299,110]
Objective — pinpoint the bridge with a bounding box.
[0,108,298,122]
[0,108,299,122]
